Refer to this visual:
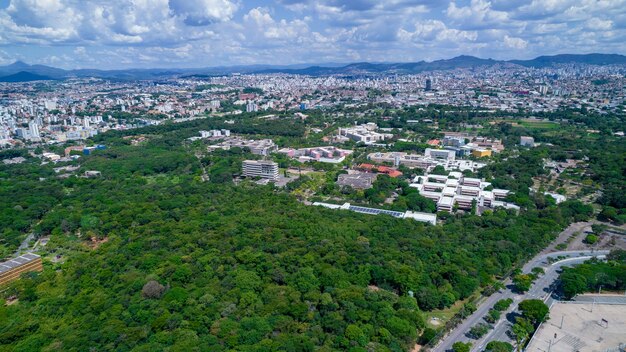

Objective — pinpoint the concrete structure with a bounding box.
[472,149,492,158]
[0,253,43,286]
[368,152,485,172]
[442,136,466,148]
[277,146,352,164]
[520,136,535,147]
[312,202,437,225]
[199,129,230,138]
[358,164,402,178]
[425,148,456,160]
[336,172,377,189]
[338,123,393,144]
[246,102,258,112]
[411,172,519,212]
[242,160,279,181]
[545,192,567,204]
[209,137,276,156]
[526,301,626,352]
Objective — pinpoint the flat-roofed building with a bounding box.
[459,186,481,197]
[461,177,482,187]
[209,137,276,156]
[437,196,454,212]
[492,189,510,200]
[0,253,43,286]
[367,152,484,172]
[520,136,535,147]
[425,148,456,160]
[423,182,445,192]
[454,195,474,209]
[410,172,516,213]
[242,160,279,181]
[472,149,492,158]
[336,172,377,189]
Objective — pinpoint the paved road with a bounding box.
[472,253,607,351]
[431,247,609,352]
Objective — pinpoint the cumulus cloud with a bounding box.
[0,0,236,45]
[0,0,624,68]
[169,0,237,26]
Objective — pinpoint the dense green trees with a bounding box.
[0,114,613,351]
[452,341,472,352]
[485,341,513,352]
[559,251,626,299]
[518,300,549,325]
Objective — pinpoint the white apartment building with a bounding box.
[242,160,279,181]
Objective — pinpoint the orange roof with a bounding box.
[427,139,440,146]
[359,164,402,177]
[386,170,403,178]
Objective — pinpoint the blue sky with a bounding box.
[0,0,624,69]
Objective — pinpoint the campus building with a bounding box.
[368,152,485,172]
[277,146,352,164]
[425,148,456,160]
[0,253,43,286]
[410,172,519,213]
[242,160,279,181]
[337,123,393,144]
[208,137,277,156]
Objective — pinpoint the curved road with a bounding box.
[431,248,609,352]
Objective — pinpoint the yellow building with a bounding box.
[472,149,492,158]
[0,253,43,286]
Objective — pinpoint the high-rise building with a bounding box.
[242,160,279,181]
[28,121,40,138]
[425,78,432,91]
[246,102,258,113]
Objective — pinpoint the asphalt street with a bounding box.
[431,225,609,352]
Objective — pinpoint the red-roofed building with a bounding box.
[427,139,440,146]
[358,164,403,178]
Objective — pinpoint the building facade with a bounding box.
[242,160,279,181]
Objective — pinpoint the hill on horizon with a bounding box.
[1,53,625,80]
[0,71,54,82]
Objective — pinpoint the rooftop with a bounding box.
[0,253,40,274]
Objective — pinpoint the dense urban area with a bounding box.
[1,58,625,352]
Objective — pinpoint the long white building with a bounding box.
[242,160,279,181]
[368,152,485,172]
[338,123,393,144]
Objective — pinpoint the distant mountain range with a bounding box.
[1,53,625,82]
[0,71,55,82]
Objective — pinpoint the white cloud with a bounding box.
[169,0,237,26]
[399,20,478,43]
[0,0,624,68]
[0,0,236,45]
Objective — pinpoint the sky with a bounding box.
[0,0,625,69]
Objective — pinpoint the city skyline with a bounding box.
[0,0,625,69]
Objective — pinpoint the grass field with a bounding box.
[492,119,561,130]
[426,298,470,329]
[518,119,560,129]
